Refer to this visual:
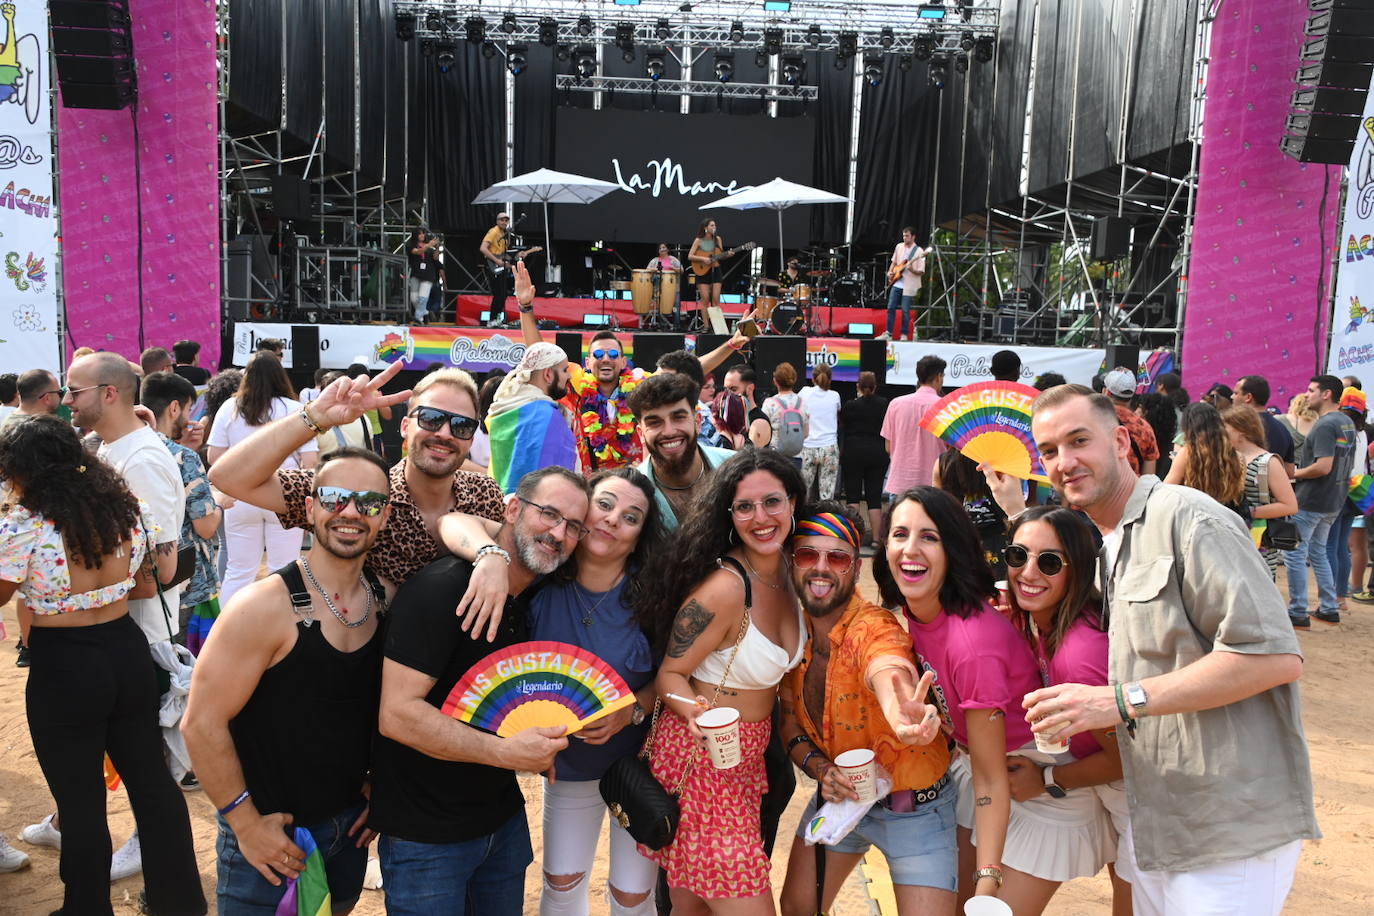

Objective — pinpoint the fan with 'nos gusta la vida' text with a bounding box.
[919,380,1050,483]
[441,641,637,737]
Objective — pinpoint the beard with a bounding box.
[546,378,568,400]
[646,433,698,478]
[513,525,567,575]
[312,518,375,560]
[795,572,856,618]
[407,436,465,478]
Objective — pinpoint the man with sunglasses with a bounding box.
[776,504,954,915]
[4,368,62,430]
[210,362,507,585]
[184,447,396,914]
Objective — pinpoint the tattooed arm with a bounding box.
[655,568,744,737]
[964,708,1012,898]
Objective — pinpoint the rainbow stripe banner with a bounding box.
[275,827,331,916]
[804,338,867,383]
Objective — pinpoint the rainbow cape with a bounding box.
[485,398,579,493]
[275,827,331,916]
[1351,475,1374,514]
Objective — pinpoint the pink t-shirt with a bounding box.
[1039,613,1109,760]
[881,387,947,492]
[906,602,1040,752]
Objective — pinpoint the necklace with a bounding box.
[741,553,787,590]
[299,556,373,629]
[655,456,707,491]
[573,572,625,627]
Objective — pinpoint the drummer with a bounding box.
[647,242,683,273]
[778,257,803,294]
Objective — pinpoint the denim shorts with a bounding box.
[216,800,368,915]
[797,788,958,891]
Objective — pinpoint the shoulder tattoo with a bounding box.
[667,599,715,658]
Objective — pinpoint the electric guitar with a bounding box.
[887,245,932,287]
[488,246,544,275]
[690,241,757,277]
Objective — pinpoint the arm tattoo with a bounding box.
[975,796,992,807]
[155,542,176,557]
[666,599,715,658]
[988,709,1004,721]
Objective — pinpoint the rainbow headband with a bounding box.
[797,513,861,549]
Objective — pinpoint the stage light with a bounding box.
[863,54,884,87]
[764,28,783,56]
[960,33,975,51]
[781,51,805,85]
[464,16,486,44]
[556,43,572,61]
[833,55,848,71]
[913,37,934,61]
[645,48,667,80]
[975,36,995,63]
[655,18,671,40]
[500,14,517,35]
[919,4,948,20]
[614,22,635,52]
[420,39,434,57]
[574,45,596,78]
[838,32,858,60]
[898,54,913,72]
[714,51,735,82]
[425,11,443,31]
[955,53,968,73]
[614,0,642,5]
[538,17,558,47]
[507,44,528,75]
[729,21,745,43]
[395,11,415,41]
[576,16,594,37]
[806,25,822,48]
[764,1,792,11]
[482,41,497,60]
[436,40,456,73]
[754,50,768,68]
[879,27,895,49]
[929,56,948,89]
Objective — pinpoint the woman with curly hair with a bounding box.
[206,353,317,605]
[0,416,205,915]
[1164,403,1246,515]
[1222,405,1298,580]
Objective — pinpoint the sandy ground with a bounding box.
[1,565,1371,915]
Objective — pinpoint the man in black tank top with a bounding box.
[183,447,397,914]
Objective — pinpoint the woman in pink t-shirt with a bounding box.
[873,486,1040,908]
[999,506,1130,914]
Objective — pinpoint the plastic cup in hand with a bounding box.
[1024,692,1070,754]
[833,748,879,804]
[964,897,1013,916]
[697,707,742,769]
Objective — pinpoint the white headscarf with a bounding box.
[487,342,569,419]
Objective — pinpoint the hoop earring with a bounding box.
[728,527,738,546]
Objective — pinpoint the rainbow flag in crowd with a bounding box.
[1350,475,1374,514]
[275,827,331,916]
[184,596,221,656]
[486,400,579,493]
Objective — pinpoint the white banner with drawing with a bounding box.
[889,342,1106,388]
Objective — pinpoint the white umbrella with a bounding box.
[472,168,621,274]
[699,177,852,269]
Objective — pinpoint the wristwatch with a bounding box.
[1042,765,1067,799]
[1124,682,1149,717]
[630,702,646,726]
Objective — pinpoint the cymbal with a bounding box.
[755,278,781,287]
[806,269,834,277]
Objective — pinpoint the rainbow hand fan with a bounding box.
[920,380,1049,483]
[441,641,637,737]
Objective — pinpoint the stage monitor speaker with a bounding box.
[271,176,312,222]
[752,336,807,395]
[698,334,748,378]
[556,332,584,366]
[291,326,320,374]
[1104,344,1139,378]
[1091,217,1130,262]
[630,333,685,373]
[859,339,888,388]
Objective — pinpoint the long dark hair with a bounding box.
[643,449,805,656]
[935,449,993,503]
[696,218,717,239]
[0,415,141,569]
[1179,402,1244,505]
[236,352,297,427]
[872,486,995,616]
[1006,507,1102,657]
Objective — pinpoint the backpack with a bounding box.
[770,394,805,457]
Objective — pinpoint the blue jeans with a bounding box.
[886,285,914,339]
[1284,508,1340,620]
[1326,503,1356,599]
[216,800,368,915]
[378,810,532,916]
[798,789,958,891]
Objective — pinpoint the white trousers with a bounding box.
[219,500,305,607]
[539,778,656,916]
[1130,836,1301,916]
[408,278,433,319]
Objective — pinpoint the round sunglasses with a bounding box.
[1001,544,1068,577]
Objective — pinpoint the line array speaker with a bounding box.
[52,0,137,110]
[1283,0,1374,163]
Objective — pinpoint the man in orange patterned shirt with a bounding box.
[777,503,958,916]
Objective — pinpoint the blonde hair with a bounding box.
[1287,394,1317,423]
[412,367,479,408]
[71,347,96,362]
[1221,404,1266,449]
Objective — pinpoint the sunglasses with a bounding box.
[408,405,480,440]
[792,546,856,575]
[591,348,621,360]
[313,486,390,517]
[518,497,589,540]
[1002,545,1068,577]
[63,383,111,398]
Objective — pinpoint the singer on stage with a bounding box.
[479,211,515,328]
[689,219,732,312]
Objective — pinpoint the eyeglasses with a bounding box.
[518,497,588,540]
[63,383,111,398]
[591,348,621,361]
[312,486,390,517]
[408,405,480,440]
[1002,545,1068,577]
[729,493,789,520]
[792,546,856,574]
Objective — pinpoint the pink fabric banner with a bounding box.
[58,0,219,367]
[1183,1,1343,406]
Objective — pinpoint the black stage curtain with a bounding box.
[284,0,325,147]
[983,0,1035,211]
[323,0,357,173]
[357,0,388,187]
[417,40,505,233]
[808,51,853,247]
[514,45,558,242]
[226,0,281,133]
[689,50,768,115]
[853,63,939,247]
[1127,0,1197,161]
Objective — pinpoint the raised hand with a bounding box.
[893,670,942,745]
[308,360,412,430]
[515,261,536,309]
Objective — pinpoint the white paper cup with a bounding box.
[697,707,742,769]
[964,897,1013,916]
[994,580,1009,603]
[833,748,879,804]
[1024,691,1070,754]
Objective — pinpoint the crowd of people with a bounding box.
[0,281,1331,916]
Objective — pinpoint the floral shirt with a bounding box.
[561,364,650,471]
[162,435,220,607]
[276,459,505,584]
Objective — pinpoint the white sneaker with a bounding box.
[20,814,60,850]
[876,331,890,340]
[0,834,29,873]
[110,832,142,881]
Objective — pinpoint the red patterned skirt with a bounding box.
[638,711,773,900]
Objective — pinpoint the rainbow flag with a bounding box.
[184,596,221,657]
[275,827,331,916]
[1351,475,1374,513]
[486,399,579,493]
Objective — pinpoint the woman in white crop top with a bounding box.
[0,415,205,914]
[640,449,807,914]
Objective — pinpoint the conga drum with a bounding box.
[657,270,680,314]
[631,269,655,314]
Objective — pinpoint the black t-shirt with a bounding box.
[410,251,439,283]
[173,364,210,386]
[748,406,769,432]
[367,556,529,844]
[840,394,889,444]
[1259,411,1296,466]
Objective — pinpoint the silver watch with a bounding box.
[1124,682,1149,715]
[630,702,646,726]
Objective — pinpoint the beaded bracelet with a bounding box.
[217,789,252,818]
[474,544,512,566]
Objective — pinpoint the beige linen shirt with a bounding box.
[1103,476,1319,871]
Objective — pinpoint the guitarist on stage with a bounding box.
[479,212,517,328]
[688,218,740,313]
[884,227,928,342]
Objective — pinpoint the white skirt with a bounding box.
[1094,780,1135,883]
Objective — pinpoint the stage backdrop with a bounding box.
[58,0,220,366]
[1183,0,1343,404]
[0,0,59,375]
[552,108,816,246]
[1325,79,1374,379]
[889,342,1105,388]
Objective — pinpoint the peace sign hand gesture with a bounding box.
[893,670,942,746]
[309,361,413,430]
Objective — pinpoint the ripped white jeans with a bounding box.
[540,778,657,916]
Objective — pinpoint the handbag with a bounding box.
[1254,454,1301,551]
[598,556,753,850]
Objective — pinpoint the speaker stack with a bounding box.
[51,1,137,110]
[1282,0,1374,164]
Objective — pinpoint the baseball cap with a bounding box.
[1103,367,1137,399]
[497,211,511,220]
[1341,387,1367,413]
